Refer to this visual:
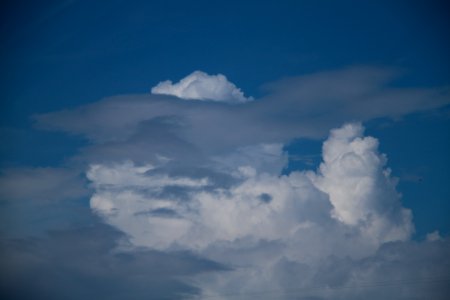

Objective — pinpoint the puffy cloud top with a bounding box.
[151,71,252,103]
[310,123,413,243]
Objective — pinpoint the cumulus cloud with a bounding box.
[87,123,412,252]
[82,123,448,299]
[192,239,450,300]
[16,68,450,299]
[309,123,413,244]
[151,70,253,103]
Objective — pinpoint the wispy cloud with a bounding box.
[35,67,450,151]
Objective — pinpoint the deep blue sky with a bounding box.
[1,0,449,243]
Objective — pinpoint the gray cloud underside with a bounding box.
[192,239,450,300]
[1,229,448,300]
[0,220,227,300]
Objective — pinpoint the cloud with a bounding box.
[87,160,209,191]
[0,167,93,239]
[0,167,88,202]
[82,123,448,299]
[426,230,443,242]
[11,67,450,298]
[309,123,413,244]
[0,221,226,300]
[87,123,412,253]
[192,239,450,300]
[35,67,450,154]
[151,70,253,103]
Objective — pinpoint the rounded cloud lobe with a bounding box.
[151,70,252,103]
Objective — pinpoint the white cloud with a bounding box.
[309,123,413,244]
[28,67,450,299]
[36,67,450,153]
[192,239,450,300]
[84,123,429,298]
[87,160,209,191]
[211,143,288,177]
[151,70,252,103]
[90,162,336,252]
[88,123,412,253]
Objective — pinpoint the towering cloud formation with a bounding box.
[151,71,252,103]
[310,123,413,244]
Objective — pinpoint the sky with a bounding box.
[1,0,450,299]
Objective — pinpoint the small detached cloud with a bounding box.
[151,71,253,103]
